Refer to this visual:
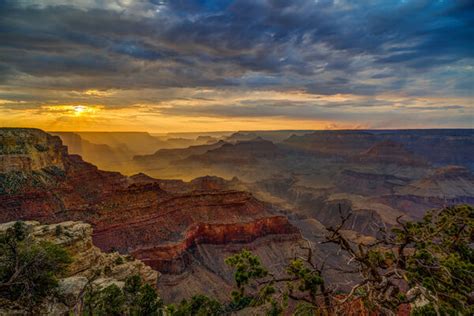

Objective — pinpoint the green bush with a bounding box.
[0,221,71,310]
[114,256,124,265]
[168,294,223,316]
[84,274,163,316]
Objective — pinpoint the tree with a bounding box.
[322,204,474,315]
[225,249,271,309]
[0,221,71,310]
[224,205,474,315]
[225,247,331,315]
[83,283,126,315]
[83,274,163,316]
[123,275,163,316]
[136,283,163,315]
[167,294,224,316]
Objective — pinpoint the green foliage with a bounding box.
[397,205,474,315]
[225,249,329,314]
[266,298,284,316]
[136,283,162,315]
[223,205,473,316]
[84,283,125,316]
[114,256,124,265]
[167,294,223,316]
[293,302,318,316]
[42,166,66,178]
[225,248,269,308]
[0,171,28,194]
[55,225,63,237]
[0,221,71,309]
[225,249,268,289]
[287,259,323,299]
[124,274,142,296]
[34,144,48,152]
[84,274,163,316]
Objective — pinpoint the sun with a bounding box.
[73,105,86,115]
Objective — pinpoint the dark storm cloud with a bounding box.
[0,0,473,99]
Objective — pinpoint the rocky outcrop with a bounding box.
[0,220,159,285]
[0,220,159,315]
[0,128,67,172]
[129,173,243,193]
[88,189,301,275]
[282,131,377,157]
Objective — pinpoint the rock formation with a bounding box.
[0,220,158,314]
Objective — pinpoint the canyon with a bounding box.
[1,127,473,304]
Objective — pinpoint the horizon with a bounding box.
[1,126,474,134]
[1,1,473,131]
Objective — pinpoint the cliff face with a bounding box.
[0,128,303,301]
[125,216,298,273]
[0,128,67,172]
[87,189,300,273]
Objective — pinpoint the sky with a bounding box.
[0,0,473,132]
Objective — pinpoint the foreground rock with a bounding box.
[0,220,158,315]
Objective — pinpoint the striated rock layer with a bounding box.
[0,128,302,301]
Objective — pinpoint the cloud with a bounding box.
[0,0,472,129]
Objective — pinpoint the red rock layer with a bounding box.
[125,216,299,273]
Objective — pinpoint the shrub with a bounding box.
[0,221,71,310]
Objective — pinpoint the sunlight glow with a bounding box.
[74,105,86,115]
